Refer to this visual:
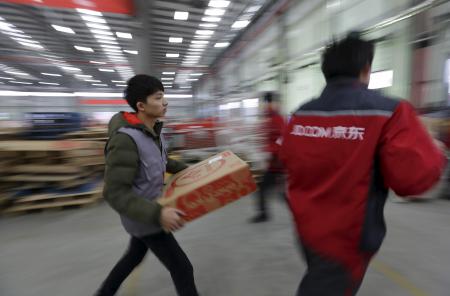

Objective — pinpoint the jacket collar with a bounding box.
[122,112,163,138]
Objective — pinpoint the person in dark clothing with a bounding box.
[95,75,199,296]
[250,92,286,223]
[279,34,447,295]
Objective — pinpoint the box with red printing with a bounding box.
[159,150,257,221]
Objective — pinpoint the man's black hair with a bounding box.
[321,32,375,82]
[124,74,164,111]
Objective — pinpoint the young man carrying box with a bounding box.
[95,75,199,296]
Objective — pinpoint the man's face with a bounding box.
[137,90,168,118]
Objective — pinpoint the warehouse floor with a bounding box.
[1,194,449,296]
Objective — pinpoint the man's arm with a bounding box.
[166,158,188,174]
[103,133,162,225]
[379,101,447,196]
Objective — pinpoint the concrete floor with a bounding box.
[1,194,449,296]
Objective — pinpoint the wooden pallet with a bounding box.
[2,187,103,214]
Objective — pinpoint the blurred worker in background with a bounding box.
[279,33,447,295]
[249,92,286,223]
[95,75,199,296]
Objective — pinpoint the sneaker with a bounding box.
[249,213,270,223]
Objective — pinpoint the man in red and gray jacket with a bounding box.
[279,34,447,295]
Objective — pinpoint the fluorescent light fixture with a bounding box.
[368,70,394,89]
[99,68,115,72]
[0,76,14,80]
[162,82,172,85]
[185,55,201,59]
[195,30,214,35]
[4,71,28,76]
[123,50,138,55]
[96,39,119,45]
[75,74,93,78]
[202,16,221,22]
[89,61,107,64]
[243,98,259,108]
[61,66,81,72]
[193,35,212,39]
[74,45,94,52]
[246,5,262,13]
[84,79,102,82]
[186,78,198,81]
[41,73,62,77]
[165,94,192,98]
[232,20,250,29]
[9,81,32,85]
[204,8,226,16]
[208,0,230,8]
[94,34,116,40]
[85,22,109,30]
[191,40,209,44]
[162,77,174,81]
[188,48,205,52]
[180,86,192,89]
[0,22,22,33]
[11,37,39,43]
[89,29,113,36]
[74,92,122,97]
[164,85,173,88]
[214,42,229,47]
[199,23,218,28]
[0,91,75,96]
[174,11,189,20]
[38,82,60,85]
[51,24,75,34]
[166,53,179,58]
[103,49,122,53]
[116,84,127,87]
[19,42,44,49]
[116,32,132,39]
[101,44,121,49]
[169,37,183,43]
[92,83,108,86]
[162,72,176,75]
[190,73,203,76]
[76,8,103,16]
[111,80,126,83]
[228,102,241,109]
[2,31,31,38]
[81,15,106,23]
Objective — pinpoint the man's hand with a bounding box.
[160,207,186,232]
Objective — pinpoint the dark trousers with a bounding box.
[296,246,367,296]
[96,232,199,296]
[256,170,283,215]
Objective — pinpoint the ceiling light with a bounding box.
[0,76,14,80]
[90,29,113,35]
[191,40,209,44]
[19,42,44,49]
[214,42,230,47]
[74,46,94,52]
[190,73,203,76]
[169,37,183,43]
[103,49,122,53]
[116,84,127,87]
[195,30,214,35]
[174,11,189,20]
[85,22,109,30]
[186,78,199,81]
[232,20,250,29]
[2,31,31,38]
[162,77,174,81]
[101,44,121,49]
[246,5,262,13]
[84,79,102,82]
[11,37,39,43]
[0,22,22,33]
[123,50,138,55]
[9,81,32,84]
[89,61,107,64]
[38,82,60,85]
[180,86,192,89]
[202,16,221,22]
[94,34,116,41]
[74,92,122,97]
[61,66,81,72]
[194,35,212,39]
[162,72,176,75]
[99,68,115,72]
[4,71,28,76]
[188,48,205,52]
[185,55,201,59]
[81,15,106,23]
[75,74,93,78]
[96,39,119,45]
[166,53,179,58]
[92,83,108,86]
[51,24,75,34]
[112,80,125,83]
[208,0,230,8]
[76,8,103,16]
[199,23,218,28]
[116,32,132,39]
[204,8,226,16]
[164,85,173,88]
[41,73,61,76]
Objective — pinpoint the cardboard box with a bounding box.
[159,150,257,221]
